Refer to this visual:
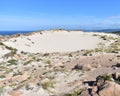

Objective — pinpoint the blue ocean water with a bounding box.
[0,31,34,35]
[0,29,119,36]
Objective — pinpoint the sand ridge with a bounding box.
[3,30,103,53]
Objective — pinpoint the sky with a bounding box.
[0,0,120,30]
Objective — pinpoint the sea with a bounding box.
[0,31,34,35]
[0,29,119,35]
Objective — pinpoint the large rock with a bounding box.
[91,75,120,96]
[98,81,120,96]
[73,64,91,71]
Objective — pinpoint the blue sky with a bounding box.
[0,0,120,30]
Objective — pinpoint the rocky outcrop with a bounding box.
[92,76,120,96]
[97,81,120,96]
[80,75,120,96]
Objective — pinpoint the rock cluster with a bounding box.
[81,75,120,96]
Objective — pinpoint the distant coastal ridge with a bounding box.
[0,28,120,36]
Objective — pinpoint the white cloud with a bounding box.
[108,15,120,19]
[1,14,120,30]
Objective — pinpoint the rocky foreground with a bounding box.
[0,30,120,96]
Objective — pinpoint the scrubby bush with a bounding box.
[63,90,82,96]
[103,74,113,81]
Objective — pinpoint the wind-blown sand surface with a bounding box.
[3,31,100,53]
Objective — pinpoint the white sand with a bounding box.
[3,31,101,53]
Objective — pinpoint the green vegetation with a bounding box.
[0,42,4,46]
[0,75,6,79]
[0,66,6,71]
[68,53,73,57]
[63,90,82,96]
[7,59,17,63]
[47,76,55,80]
[93,34,99,36]
[5,45,17,54]
[83,36,120,56]
[41,80,55,89]
[0,42,17,55]
[43,53,50,56]
[100,35,115,41]
[45,59,51,64]
[0,86,4,95]
[42,76,56,89]
[13,72,22,77]
[7,59,17,66]
[11,76,32,90]
[9,84,17,88]
[5,69,13,74]
[103,74,113,81]
[63,94,71,96]
[24,60,32,65]
[83,50,93,56]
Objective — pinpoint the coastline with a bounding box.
[0,28,118,36]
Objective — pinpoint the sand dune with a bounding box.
[3,31,101,53]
